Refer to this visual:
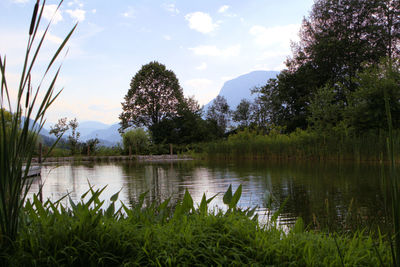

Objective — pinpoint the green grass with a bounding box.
[0,186,391,266]
[202,128,397,162]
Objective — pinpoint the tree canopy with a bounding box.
[119,61,184,132]
[256,0,400,132]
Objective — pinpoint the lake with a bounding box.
[29,160,389,232]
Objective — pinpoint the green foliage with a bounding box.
[0,0,76,244]
[347,60,400,133]
[307,84,346,135]
[256,0,400,133]
[150,103,218,145]
[67,118,80,155]
[119,61,185,131]
[232,99,252,127]
[204,127,400,162]
[81,138,100,155]
[206,95,231,134]
[1,186,391,266]
[122,128,150,155]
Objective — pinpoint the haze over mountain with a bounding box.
[203,70,279,112]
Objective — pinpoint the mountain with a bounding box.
[21,116,51,137]
[78,121,111,138]
[81,123,122,145]
[42,120,122,147]
[203,70,279,112]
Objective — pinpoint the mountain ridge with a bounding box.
[203,70,279,112]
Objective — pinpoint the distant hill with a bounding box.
[203,70,279,112]
[79,121,110,138]
[42,121,122,147]
[81,123,122,145]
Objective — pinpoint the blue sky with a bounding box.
[0,0,314,125]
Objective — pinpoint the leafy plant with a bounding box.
[0,0,76,244]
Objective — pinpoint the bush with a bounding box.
[122,128,150,155]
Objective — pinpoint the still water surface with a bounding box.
[29,160,388,231]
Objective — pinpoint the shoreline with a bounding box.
[31,154,194,164]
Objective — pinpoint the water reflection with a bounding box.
[29,160,388,232]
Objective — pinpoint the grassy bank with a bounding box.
[1,187,391,266]
[202,128,398,162]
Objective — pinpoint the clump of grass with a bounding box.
[0,0,76,245]
[1,185,392,266]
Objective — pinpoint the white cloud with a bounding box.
[12,0,29,3]
[91,9,97,14]
[185,12,218,34]
[67,0,83,8]
[189,44,240,58]
[163,35,172,41]
[38,30,63,45]
[196,62,207,70]
[66,8,86,22]
[43,4,63,24]
[184,79,218,105]
[249,24,300,47]
[122,7,135,18]
[218,5,229,13]
[162,3,179,15]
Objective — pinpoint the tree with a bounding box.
[119,61,184,132]
[150,96,216,144]
[81,138,99,155]
[206,95,231,134]
[232,99,252,128]
[122,128,150,154]
[257,0,400,132]
[68,118,80,154]
[346,59,400,132]
[49,117,69,139]
[307,84,345,135]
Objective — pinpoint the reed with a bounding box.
[0,0,75,245]
[203,128,398,162]
[382,59,400,266]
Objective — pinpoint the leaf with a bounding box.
[110,189,121,202]
[271,196,288,223]
[105,202,115,218]
[137,191,148,209]
[199,193,207,215]
[182,189,194,213]
[246,206,257,218]
[229,184,242,209]
[158,197,170,212]
[206,193,219,204]
[292,217,304,234]
[223,185,233,205]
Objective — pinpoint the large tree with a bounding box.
[258,0,400,132]
[119,61,184,132]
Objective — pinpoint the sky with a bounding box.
[0,0,314,126]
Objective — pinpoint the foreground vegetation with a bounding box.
[1,186,391,266]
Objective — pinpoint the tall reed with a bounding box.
[0,0,76,244]
[382,59,400,266]
[203,127,398,162]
